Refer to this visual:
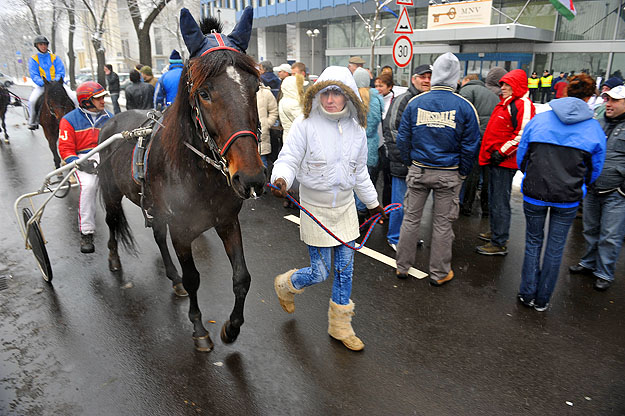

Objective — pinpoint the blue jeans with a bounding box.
[580,191,625,282]
[387,176,406,245]
[291,242,355,305]
[519,202,578,306]
[488,166,517,247]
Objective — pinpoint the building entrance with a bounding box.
[456,53,533,79]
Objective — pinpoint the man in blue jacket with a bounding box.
[154,50,184,108]
[395,52,481,286]
[27,36,79,129]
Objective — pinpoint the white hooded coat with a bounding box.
[271,66,379,246]
[278,75,303,141]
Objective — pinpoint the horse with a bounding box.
[97,15,265,352]
[39,78,75,168]
[0,85,9,143]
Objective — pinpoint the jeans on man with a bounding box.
[519,202,577,306]
[396,167,462,280]
[110,93,121,114]
[291,242,355,305]
[387,176,406,245]
[580,191,625,282]
[488,165,517,247]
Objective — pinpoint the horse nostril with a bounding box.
[231,172,242,189]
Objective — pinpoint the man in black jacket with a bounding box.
[104,64,121,114]
[382,64,431,251]
[125,69,154,110]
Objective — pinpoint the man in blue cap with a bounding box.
[154,49,184,108]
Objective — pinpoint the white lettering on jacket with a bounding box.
[416,108,456,129]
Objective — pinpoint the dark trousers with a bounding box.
[540,87,551,103]
[488,165,516,247]
[461,159,489,215]
[529,88,539,102]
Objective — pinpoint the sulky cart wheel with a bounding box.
[22,208,53,283]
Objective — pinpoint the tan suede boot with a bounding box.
[328,299,364,351]
[274,269,303,313]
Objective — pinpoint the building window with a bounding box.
[611,53,625,79]
[552,52,609,78]
[154,27,163,55]
[556,0,621,40]
[122,39,130,58]
[328,17,352,48]
[491,0,557,31]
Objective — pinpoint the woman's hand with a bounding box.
[271,178,288,198]
[368,205,388,221]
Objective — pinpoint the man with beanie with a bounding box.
[139,66,157,87]
[259,60,281,98]
[154,49,184,108]
[476,69,535,255]
[382,63,432,251]
[395,53,481,286]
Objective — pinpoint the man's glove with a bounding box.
[271,178,288,198]
[619,182,625,198]
[368,205,388,221]
[77,159,98,174]
[489,150,506,166]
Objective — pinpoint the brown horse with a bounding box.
[39,78,75,168]
[97,46,265,352]
[0,85,9,143]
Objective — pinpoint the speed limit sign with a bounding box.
[392,36,413,68]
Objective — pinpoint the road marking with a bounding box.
[283,214,428,279]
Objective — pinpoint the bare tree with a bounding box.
[21,0,43,35]
[354,0,391,71]
[61,0,77,88]
[127,0,173,66]
[81,0,110,86]
[50,2,60,52]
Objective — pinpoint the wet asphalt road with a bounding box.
[1,100,624,416]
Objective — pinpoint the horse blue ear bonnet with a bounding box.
[180,7,254,58]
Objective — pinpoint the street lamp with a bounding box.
[306,28,320,76]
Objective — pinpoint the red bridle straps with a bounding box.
[219,130,258,156]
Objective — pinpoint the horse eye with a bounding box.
[198,90,211,101]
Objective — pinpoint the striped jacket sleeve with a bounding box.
[499,97,534,157]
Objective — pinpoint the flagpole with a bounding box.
[513,0,533,24]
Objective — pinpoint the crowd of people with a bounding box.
[24,32,625,350]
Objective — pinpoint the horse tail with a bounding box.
[98,163,137,254]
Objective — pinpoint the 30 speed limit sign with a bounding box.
[392,36,413,68]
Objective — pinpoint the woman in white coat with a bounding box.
[278,74,304,141]
[270,66,386,351]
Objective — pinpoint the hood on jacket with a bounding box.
[485,67,507,95]
[353,67,371,89]
[281,74,304,103]
[464,79,486,88]
[431,52,460,89]
[549,97,594,125]
[303,66,366,128]
[499,69,529,99]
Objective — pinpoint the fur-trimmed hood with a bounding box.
[302,66,366,128]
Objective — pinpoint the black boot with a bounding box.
[80,233,95,253]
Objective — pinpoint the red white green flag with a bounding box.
[550,0,576,21]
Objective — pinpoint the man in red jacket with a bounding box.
[476,69,536,255]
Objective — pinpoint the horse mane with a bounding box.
[200,17,223,35]
[161,50,259,171]
[44,80,74,109]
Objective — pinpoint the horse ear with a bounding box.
[228,6,254,53]
[43,78,49,85]
[58,76,64,84]
[180,8,207,58]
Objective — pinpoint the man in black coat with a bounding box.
[104,64,121,114]
[125,69,154,110]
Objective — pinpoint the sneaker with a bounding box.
[388,241,397,252]
[429,270,454,287]
[534,303,549,312]
[517,294,534,307]
[476,242,508,256]
[593,278,612,291]
[478,231,492,241]
[80,233,95,254]
[569,263,594,275]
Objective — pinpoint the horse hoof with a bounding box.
[172,282,188,297]
[108,257,122,272]
[193,334,214,352]
[220,321,239,344]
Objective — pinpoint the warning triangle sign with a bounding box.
[396,0,413,5]
[394,8,414,34]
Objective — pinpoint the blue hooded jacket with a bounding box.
[517,97,606,207]
[365,88,384,167]
[154,63,183,108]
[29,51,65,87]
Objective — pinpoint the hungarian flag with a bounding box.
[550,0,576,20]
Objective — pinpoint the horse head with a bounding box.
[43,77,75,120]
[164,7,265,200]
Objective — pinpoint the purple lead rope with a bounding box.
[266,183,401,251]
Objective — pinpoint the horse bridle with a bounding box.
[185,76,260,186]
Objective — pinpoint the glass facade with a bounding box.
[491,0,557,30]
[556,0,621,40]
[552,52,609,78]
[611,53,625,79]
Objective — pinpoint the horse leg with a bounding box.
[152,218,187,297]
[1,113,7,143]
[104,196,124,272]
[47,136,61,169]
[215,219,251,344]
[171,234,213,352]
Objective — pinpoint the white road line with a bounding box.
[283,214,428,279]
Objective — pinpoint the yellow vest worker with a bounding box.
[528,77,540,89]
[540,74,553,88]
